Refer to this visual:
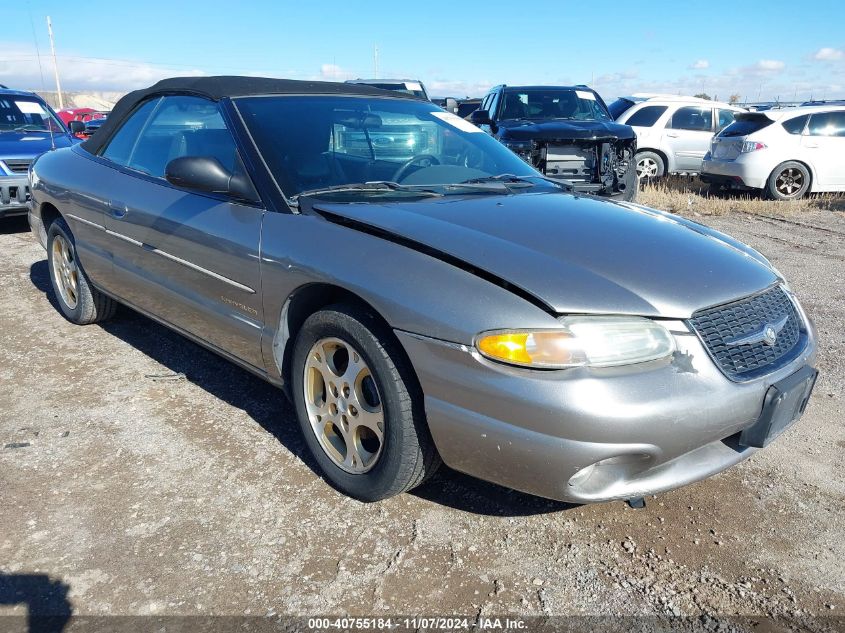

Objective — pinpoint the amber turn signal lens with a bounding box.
[476,332,533,364]
[475,331,576,368]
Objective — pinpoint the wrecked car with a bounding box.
[29,76,818,505]
[470,85,638,200]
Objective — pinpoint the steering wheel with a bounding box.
[392,154,441,182]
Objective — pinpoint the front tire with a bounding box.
[291,304,440,501]
[765,161,810,200]
[47,217,117,324]
[635,151,666,181]
[611,165,638,202]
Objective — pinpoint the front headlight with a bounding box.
[502,139,534,163]
[475,316,675,369]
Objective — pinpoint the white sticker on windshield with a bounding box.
[430,111,484,133]
[405,82,423,92]
[15,100,47,114]
[575,90,596,100]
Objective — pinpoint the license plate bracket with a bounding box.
[740,365,818,448]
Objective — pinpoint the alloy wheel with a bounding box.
[775,168,805,197]
[637,157,659,179]
[52,234,79,309]
[303,337,384,474]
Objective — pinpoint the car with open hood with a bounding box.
[0,88,77,219]
[28,76,818,504]
[469,85,638,200]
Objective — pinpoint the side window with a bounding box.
[717,109,736,131]
[807,112,845,137]
[100,98,160,165]
[669,106,713,132]
[625,105,668,127]
[782,114,809,135]
[487,90,501,119]
[480,93,493,114]
[128,95,239,178]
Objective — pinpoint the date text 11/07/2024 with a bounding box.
[307,617,527,630]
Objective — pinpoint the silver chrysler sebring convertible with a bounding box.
[28,77,818,504]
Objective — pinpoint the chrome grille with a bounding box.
[3,159,32,173]
[689,285,803,381]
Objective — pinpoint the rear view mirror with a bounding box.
[444,98,458,114]
[469,109,491,125]
[165,156,258,202]
[333,112,383,129]
[68,120,85,135]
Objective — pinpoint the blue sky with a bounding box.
[3,0,844,102]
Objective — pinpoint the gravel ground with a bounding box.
[1,208,844,629]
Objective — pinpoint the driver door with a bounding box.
[97,95,265,367]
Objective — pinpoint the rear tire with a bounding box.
[47,217,117,324]
[291,304,440,501]
[765,161,810,200]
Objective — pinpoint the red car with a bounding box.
[57,108,109,137]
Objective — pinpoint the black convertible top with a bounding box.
[82,75,414,154]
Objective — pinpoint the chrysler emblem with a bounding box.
[762,325,778,346]
[725,314,789,347]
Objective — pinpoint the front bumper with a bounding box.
[397,320,817,503]
[0,175,30,218]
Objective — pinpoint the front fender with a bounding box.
[258,211,559,381]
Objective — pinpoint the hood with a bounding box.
[496,118,636,143]
[0,132,74,161]
[313,193,778,318]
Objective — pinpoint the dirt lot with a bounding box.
[1,200,844,628]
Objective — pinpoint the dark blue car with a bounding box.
[0,88,77,218]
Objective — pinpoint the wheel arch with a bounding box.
[769,159,815,192]
[36,202,62,245]
[636,147,670,173]
[274,283,420,398]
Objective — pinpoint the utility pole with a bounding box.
[46,16,63,109]
[373,44,379,79]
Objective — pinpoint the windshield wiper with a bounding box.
[452,174,572,192]
[10,125,50,133]
[292,181,443,206]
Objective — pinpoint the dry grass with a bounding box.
[638,175,845,218]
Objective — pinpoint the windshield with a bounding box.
[235,96,546,199]
[608,98,636,120]
[499,89,611,122]
[0,97,65,133]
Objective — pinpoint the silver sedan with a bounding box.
[28,76,818,504]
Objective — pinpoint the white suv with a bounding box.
[701,105,845,200]
[609,94,745,178]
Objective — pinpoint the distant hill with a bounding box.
[35,91,125,111]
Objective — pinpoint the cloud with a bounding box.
[814,47,844,61]
[319,63,357,81]
[0,44,204,93]
[754,59,786,72]
[690,59,710,70]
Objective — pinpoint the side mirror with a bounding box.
[165,156,258,202]
[469,109,491,126]
[68,120,85,135]
[444,98,458,114]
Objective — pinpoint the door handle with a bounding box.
[108,201,128,219]
[804,143,819,149]
[666,132,680,138]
